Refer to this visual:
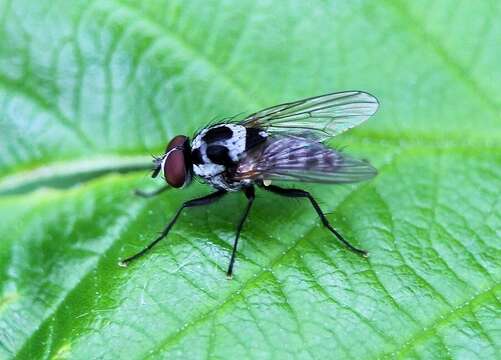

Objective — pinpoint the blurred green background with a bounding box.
[0,1,499,359]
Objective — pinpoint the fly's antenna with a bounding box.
[151,154,165,178]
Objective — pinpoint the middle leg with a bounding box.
[227,186,255,278]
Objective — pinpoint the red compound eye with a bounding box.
[164,135,189,188]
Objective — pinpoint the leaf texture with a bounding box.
[0,1,499,359]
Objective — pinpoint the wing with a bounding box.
[240,91,379,141]
[234,136,377,184]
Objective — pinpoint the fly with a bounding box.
[119,91,379,278]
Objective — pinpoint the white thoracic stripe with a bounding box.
[191,128,207,149]
[225,124,247,162]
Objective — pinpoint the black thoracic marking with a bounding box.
[245,128,267,150]
[203,126,233,143]
[191,148,204,165]
[206,145,235,166]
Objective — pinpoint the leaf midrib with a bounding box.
[0,155,151,195]
[1,136,499,198]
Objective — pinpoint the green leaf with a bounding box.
[0,0,499,359]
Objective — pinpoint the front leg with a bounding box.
[134,185,169,198]
[261,184,368,257]
[119,190,227,267]
[226,186,255,279]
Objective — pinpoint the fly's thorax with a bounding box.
[190,123,268,190]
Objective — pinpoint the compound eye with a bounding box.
[164,135,188,188]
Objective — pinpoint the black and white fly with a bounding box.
[120,91,379,278]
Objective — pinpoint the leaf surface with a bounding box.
[0,1,499,359]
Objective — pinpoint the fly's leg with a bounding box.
[261,184,368,257]
[119,190,227,267]
[227,186,255,279]
[134,185,169,198]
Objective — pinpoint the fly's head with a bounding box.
[152,135,193,188]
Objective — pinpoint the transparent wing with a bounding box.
[234,136,377,184]
[240,91,379,141]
